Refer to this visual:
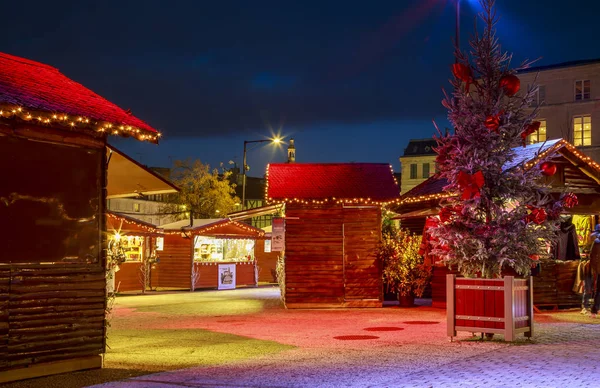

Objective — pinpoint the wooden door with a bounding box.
[343,206,382,302]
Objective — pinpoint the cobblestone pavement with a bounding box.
[88,288,600,388]
[5,288,599,388]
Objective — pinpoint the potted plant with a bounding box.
[378,228,432,306]
[427,0,575,341]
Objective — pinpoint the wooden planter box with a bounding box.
[446,274,534,342]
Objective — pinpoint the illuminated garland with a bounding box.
[195,261,256,266]
[164,219,265,237]
[0,104,161,143]
[524,139,600,173]
[106,212,162,233]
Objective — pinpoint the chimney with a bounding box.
[287,138,296,163]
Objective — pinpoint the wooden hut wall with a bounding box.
[0,128,106,382]
[115,262,143,292]
[255,239,279,283]
[154,234,192,290]
[284,203,382,308]
[236,262,257,286]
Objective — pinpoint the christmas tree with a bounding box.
[429,0,576,278]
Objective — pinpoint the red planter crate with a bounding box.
[447,275,533,341]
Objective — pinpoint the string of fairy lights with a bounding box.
[106,212,161,233]
[163,219,265,237]
[0,104,161,142]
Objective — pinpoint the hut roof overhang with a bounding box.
[106,211,164,236]
[0,52,160,143]
[266,163,400,205]
[227,204,283,220]
[161,218,265,239]
[396,138,600,211]
[106,145,180,199]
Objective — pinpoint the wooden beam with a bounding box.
[0,356,102,384]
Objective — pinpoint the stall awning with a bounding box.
[227,204,283,220]
[106,145,179,199]
[391,208,440,220]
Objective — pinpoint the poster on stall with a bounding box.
[272,217,285,252]
[218,264,236,290]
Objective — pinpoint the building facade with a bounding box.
[518,59,600,162]
[399,138,437,194]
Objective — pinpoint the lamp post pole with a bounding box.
[242,138,281,210]
[455,0,460,52]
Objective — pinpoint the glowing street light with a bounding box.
[242,137,281,209]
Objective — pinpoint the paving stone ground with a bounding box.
[5,287,600,388]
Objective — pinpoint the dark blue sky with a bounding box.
[3,0,600,175]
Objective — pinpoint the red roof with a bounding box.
[0,52,159,142]
[266,163,400,203]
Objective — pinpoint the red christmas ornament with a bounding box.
[563,193,578,208]
[457,170,485,200]
[529,254,540,261]
[521,121,541,146]
[540,161,557,176]
[526,206,547,225]
[484,114,501,132]
[452,63,474,93]
[499,74,520,96]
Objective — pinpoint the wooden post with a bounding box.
[447,274,456,339]
[526,276,534,338]
[503,276,515,341]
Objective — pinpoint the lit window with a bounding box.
[573,115,592,146]
[410,164,417,179]
[134,203,140,212]
[575,80,591,101]
[528,120,547,144]
[422,163,430,178]
[264,240,272,253]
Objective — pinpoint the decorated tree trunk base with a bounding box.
[446,274,534,342]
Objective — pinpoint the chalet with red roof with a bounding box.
[0,52,165,382]
[266,163,400,308]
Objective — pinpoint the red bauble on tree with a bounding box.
[484,114,501,132]
[540,161,557,176]
[499,74,520,96]
[562,193,578,208]
[452,63,474,93]
[526,206,547,225]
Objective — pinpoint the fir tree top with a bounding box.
[429,0,573,278]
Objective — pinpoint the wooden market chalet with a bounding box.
[265,163,400,308]
[395,138,600,309]
[0,52,165,382]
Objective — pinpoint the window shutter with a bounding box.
[538,85,546,105]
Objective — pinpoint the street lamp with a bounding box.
[242,137,281,209]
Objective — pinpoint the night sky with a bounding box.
[3,0,600,176]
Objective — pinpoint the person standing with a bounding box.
[589,224,600,318]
